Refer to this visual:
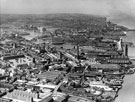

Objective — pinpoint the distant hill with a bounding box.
[0,13,107,28]
[110,14,135,29]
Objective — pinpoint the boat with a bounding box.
[125,68,135,74]
[122,31,127,35]
[104,75,124,81]
[101,91,118,102]
[84,88,102,96]
[104,70,125,76]
[96,93,115,102]
[19,32,30,36]
[102,78,122,89]
[89,81,114,92]
[84,71,103,77]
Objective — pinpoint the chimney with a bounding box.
[125,44,128,56]
[60,52,63,60]
[120,38,124,51]
[13,43,16,48]
[33,57,36,64]
[77,44,79,59]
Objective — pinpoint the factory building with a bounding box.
[1,54,33,68]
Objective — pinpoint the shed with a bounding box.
[91,64,120,70]
[2,55,25,60]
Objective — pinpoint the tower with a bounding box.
[117,38,122,51]
[125,44,128,56]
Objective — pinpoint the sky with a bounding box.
[0,0,135,28]
[0,0,135,16]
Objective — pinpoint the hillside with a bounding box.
[0,13,107,29]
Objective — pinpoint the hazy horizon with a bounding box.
[0,0,135,28]
[0,0,135,16]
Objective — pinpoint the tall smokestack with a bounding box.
[125,44,128,56]
[120,38,124,51]
[33,57,36,64]
[77,44,79,59]
[60,52,63,60]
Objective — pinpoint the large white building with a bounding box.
[116,38,122,51]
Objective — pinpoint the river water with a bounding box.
[113,20,135,102]
[123,31,135,58]
[115,31,135,102]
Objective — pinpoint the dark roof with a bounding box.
[2,55,25,60]
[91,64,120,70]
[37,71,62,80]
[107,59,130,64]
